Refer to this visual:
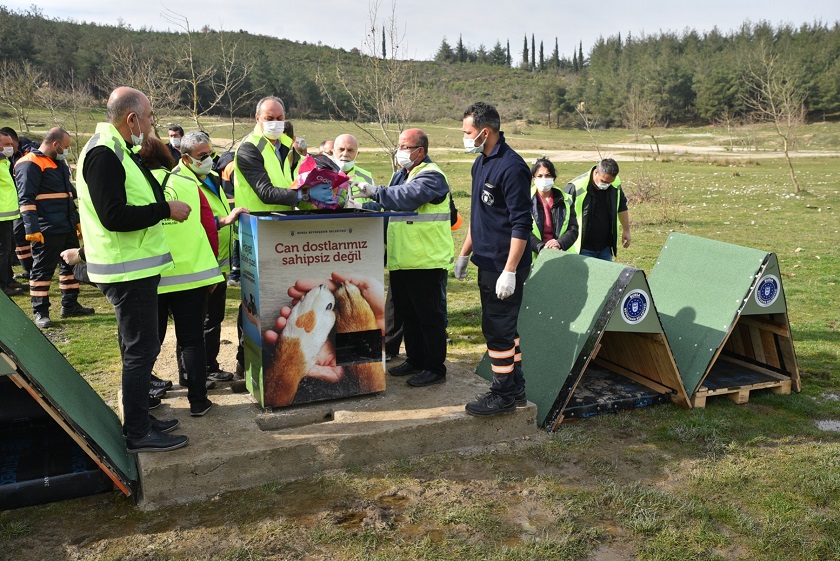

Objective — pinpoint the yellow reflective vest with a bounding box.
[530,186,574,260]
[75,122,173,283]
[566,167,622,254]
[151,168,223,294]
[173,163,233,273]
[0,158,20,222]
[234,125,296,212]
[387,161,454,271]
[347,164,375,203]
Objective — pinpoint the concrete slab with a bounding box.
[136,360,537,509]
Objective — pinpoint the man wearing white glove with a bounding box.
[359,128,453,388]
[458,102,532,417]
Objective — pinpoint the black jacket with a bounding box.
[529,188,578,254]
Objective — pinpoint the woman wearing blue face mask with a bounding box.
[529,158,578,260]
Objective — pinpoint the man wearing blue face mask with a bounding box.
[563,158,631,261]
[15,127,94,328]
[234,96,334,212]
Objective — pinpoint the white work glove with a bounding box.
[344,197,362,209]
[496,271,516,300]
[351,180,378,199]
[453,255,470,280]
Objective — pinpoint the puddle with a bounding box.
[814,420,840,432]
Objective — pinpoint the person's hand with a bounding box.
[453,255,470,280]
[219,207,248,227]
[622,229,632,249]
[308,183,337,205]
[496,271,516,300]
[345,197,362,209]
[167,200,191,222]
[351,181,378,199]
[75,223,82,240]
[544,239,561,250]
[25,232,44,245]
[61,248,82,265]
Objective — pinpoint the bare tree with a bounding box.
[714,107,738,151]
[575,101,603,159]
[62,70,96,153]
[742,45,806,193]
[0,60,44,132]
[315,0,418,170]
[623,85,664,156]
[101,43,181,128]
[212,31,258,150]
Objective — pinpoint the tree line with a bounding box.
[1,6,838,135]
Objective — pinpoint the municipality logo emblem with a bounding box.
[481,191,494,206]
[755,275,780,307]
[621,290,649,324]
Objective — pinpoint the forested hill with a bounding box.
[1,6,838,127]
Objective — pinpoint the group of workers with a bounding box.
[0,86,630,453]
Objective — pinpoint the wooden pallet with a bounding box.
[690,355,792,408]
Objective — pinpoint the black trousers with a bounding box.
[203,278,227,372]
[384,285,404,356]
[159,286,208,405]
[477,268,527,399]
[97,276,160,440]
[0,220,13,287]
[389,268,447,375]
[13,218,32,273]
[28,231,80,315]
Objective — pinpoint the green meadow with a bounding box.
[2,114,839,560]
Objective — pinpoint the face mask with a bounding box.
[56,146,70,161]
[188,155,214,176]
[129,114,144,147]
[596,181,611,190]
[337,159,355,172]
[1,147,13,158]
[395,148,416,169]
[535,177,554,192]
[261,120,285,140]
[170,137,182,149]
[463,129,486,154]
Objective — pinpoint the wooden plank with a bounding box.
[759,328,781,369]
[718,355,789,381]
[728,324,745,356]
[739,315,791,337]
[8,372,127,496]
[691,378,789,408]
[748,325,766,363]
[771,380,793,395]
[593,357,672,394]
[727,389,750,404]
[739,323,756,360]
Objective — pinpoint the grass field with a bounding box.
[2,115,839,560]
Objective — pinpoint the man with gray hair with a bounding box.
[333,134,375,203]
[563,158,631,260]
[76,86,191,453]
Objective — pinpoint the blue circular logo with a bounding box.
[755,275,780,307]
[621,290,649,324]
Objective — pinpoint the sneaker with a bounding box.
[150,374,173,391]
[7,280,26,290]
[33,312,54,328]
[207,370,234,382]
[149,396,162,410]
[190,399,213,417]
[227,278,240,287]
[3,286,24,296]
[465,392,516,417]
[14,272,30,281]
[473,389,528,408]
[149,415,179,433]
[388,361,421,377]
[60,302,95,318]
[149,386,167,399]
[234,362,245,378]
[126,428,188,453]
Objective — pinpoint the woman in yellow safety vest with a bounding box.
[529,157,578,260]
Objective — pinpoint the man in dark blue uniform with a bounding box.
[455,102,532,416]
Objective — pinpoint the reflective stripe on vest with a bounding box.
[75,122,173,283]
[173,164,233,272]
[569,168,621,254]
[0,159,20,221]
[348,166,375,203]
[234,126,295,212]
[531,186,574,259]
[387,161,454,271]
[153,169,223,294]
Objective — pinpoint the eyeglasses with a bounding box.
[398,145,420,151]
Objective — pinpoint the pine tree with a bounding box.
[381,27,386,59]
[522,35,529,69]
[506,39,511,66]
[578,41,584,68]
[552,37,560,68]
[531,33,536,70]
[539,40,545,71]
[434,37,454,62]
[456,34,466,62]
[573,50,579,72]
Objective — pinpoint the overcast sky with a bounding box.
[8,0,838,61]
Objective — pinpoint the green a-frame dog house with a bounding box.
[478,252,690,430]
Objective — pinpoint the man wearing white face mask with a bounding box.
[15,127,94,327]
[173,131,248,384]
[563,158,631,261]
[353,128,453,388]
[167,124,184,162]
[235,96,334,213]
[334,134,375,203]
[455,102,532,417]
